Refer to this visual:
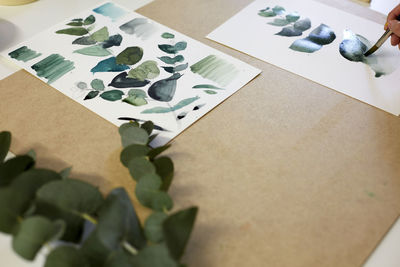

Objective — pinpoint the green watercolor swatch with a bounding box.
[31,54,75,84]
[8,46,42,62]
[190,55,239,87]
[141,96,200,114]
[73,45,111,57]
[192,84,224,90]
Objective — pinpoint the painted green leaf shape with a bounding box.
[91,79,105,90]
[204,90,217,95]
[91,27,109,42]
[84,15,96,25]
[147,73,182,102]
[102,34,123,48]
[100,90,124,101]
[67,21,83,26]
[307,23,336,45]
[116,46,143,65]
[258,9,276,17]
[158,42,187,54]
[276,26,303,36]
[289,38,322,53]
[158,55,184,65]
[77,82,87,89]
[163,207,198,260]
[141,96,200,114]
[128,60,160,81]
[286,12,300,23]
[272,5,285,15]
[123,96,147,106]
[268,18,290,26]
[72,18,83,22]
[128,89,147,98]
[109,72,150,88]
[294,18,311,31]
[84,91,100,100]
[12,216,65,260]
[8,46,41,63]
[72,36,96,45]
[91,57,129,73]
[44,246,90,267]
[161,32,175,39]
[56,27,88,36]
[73,45,111,57]
[192,84,224,90]
[161,63,188,73]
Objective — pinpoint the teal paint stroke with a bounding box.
[141,96,200,114]
[93,2,128,21]
[190,55,239,87]
[8,46,42,62]
[31,54,74,84]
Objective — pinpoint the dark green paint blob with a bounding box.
[142,96,200,114]
[56,27,88,36]
[158,42,187,54]
[100,90,124,101]
[31,54,74,84]
[108,72,150,88]
[102,34,123,48]
[147,73,182,102]
[339,30,393,78]
[116,46,143,65]
[192,84,224,90]
[72,36,97,45]
[161,32,175,39]
[290,38,322,53]
[8,46,42,62]
[190,55,239,86]
[84,91,100,100]
[158,55,184,65]
[90,57,129,73]
[276,26,303,37]
[84,15,96,25]
[308,24,336,45]
[161,63,188,73]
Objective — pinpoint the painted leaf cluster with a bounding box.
[289,24,336,53]
[0,126,198,266]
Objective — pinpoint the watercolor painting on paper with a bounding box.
[3,2,260,146]
[207,0,400,115]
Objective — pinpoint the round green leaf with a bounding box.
[128,89,147,98]
[0,155,34,186]
[141,121,154,135]
[135,173,162,207]
[90,79,105,90]
[12,216,65,261]
[84,91,99,100]
[116,46,143,65]
[154,157,174,191]
[131,244,178,267]
[128,157,156,181]
[104,250,135,267]
[37,179,104,216]
[0,131,11,163]
[77,82,87,89]
[145,212,168,243]
[44,246,90,267]
[151,192,173,212]
[120,144,151,167]
[100,90,124,101]
[123,96,148,106]
[119,124,149,148]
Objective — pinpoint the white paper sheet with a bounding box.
[2,2,260,146]
[207,0,400,115]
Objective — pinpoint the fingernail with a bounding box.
[385,22,388,30]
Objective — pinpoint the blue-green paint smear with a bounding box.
[93,2,128,21]
[91,57,129,73]
[31,54,74,84]
[9,46,42,62]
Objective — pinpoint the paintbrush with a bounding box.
[364,29,392,57]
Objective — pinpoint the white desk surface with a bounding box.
[0,0,399,266]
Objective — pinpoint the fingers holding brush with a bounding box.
[386,4,400,49]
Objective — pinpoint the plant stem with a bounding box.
[81,213,98,224]
[123,241,138,255]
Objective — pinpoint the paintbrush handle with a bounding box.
[375,29,392,48]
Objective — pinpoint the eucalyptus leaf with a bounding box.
[36,179,104,216]
[135,174,173,211]
[56,28,88,36]
[0,155,35,186]
[120,144,151,167]
[151,191,173,212]
[145,212,168,243]
[90,27,109,42]
[119,123,149,148]
[97,188,146,250]
[12,216,65,260]
[154,157,174,191]
[90,79,105,90]
[158,55,184,65]
[104,250,135,267]
[0,131,11,163]
[116,46,143,65]
[163,207,198,260]
[44,246,90,267]
[84,91,100,100]
[81,229,111,266]
[84,15,96,25]
[100,90,124,101]
[148,144,171,160]
[141,121,154,136]
[128,157,156,181]
[131,244,178,267]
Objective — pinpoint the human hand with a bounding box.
[385,4,400,49]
